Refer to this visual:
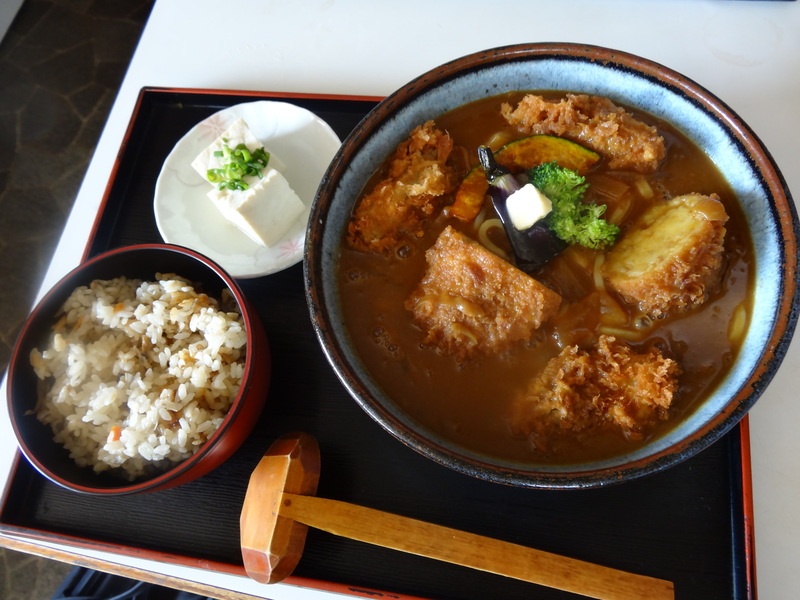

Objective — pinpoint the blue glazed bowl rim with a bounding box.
[305,43,799,489]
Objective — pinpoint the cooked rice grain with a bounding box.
[29,274,247,480]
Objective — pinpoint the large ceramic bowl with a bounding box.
[305,43,799,488]
[7,244,271,495]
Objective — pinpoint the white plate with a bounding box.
[154,100,341,278]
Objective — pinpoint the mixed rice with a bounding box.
[29,274,247,480]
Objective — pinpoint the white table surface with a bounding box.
[2,1,799,598]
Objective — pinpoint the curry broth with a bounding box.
[339,91,753,465]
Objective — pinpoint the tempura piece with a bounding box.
[603,193,728,318]
[405,226,561,361]
[510,335,681,452]
[501,94,666,172]
[348,121,459,254]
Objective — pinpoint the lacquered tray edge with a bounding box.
[736,415,758,599]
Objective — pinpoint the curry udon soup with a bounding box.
[339,91,753,466]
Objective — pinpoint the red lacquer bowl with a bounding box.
[6,244,270,495]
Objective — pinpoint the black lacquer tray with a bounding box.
[0,88,755,600]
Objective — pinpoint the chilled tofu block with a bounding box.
[190,117,302,247]
[208,168,305,247]
[191,118,285,183]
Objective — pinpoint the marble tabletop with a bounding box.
[2,1,799,598]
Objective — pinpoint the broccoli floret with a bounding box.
[529,161,589,204]
[529,161,619,249]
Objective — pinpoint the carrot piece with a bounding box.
[108,425,122,443]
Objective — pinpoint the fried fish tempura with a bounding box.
[603,193,728,318]
[347,121,459,254]
[510,335,681,453]
[405,226,561,361]
[501,94,666,172]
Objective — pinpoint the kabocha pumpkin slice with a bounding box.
[450,135,600,222]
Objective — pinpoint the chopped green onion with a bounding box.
[206,142,271,191]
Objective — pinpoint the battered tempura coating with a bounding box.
[501,94,666,172]
[510,335,681,453]
[405,226,561,361]
[347,121,460,254]
[603,193,728,318]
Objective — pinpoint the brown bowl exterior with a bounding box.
[6,244,270,495]
[305,43,799,488]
